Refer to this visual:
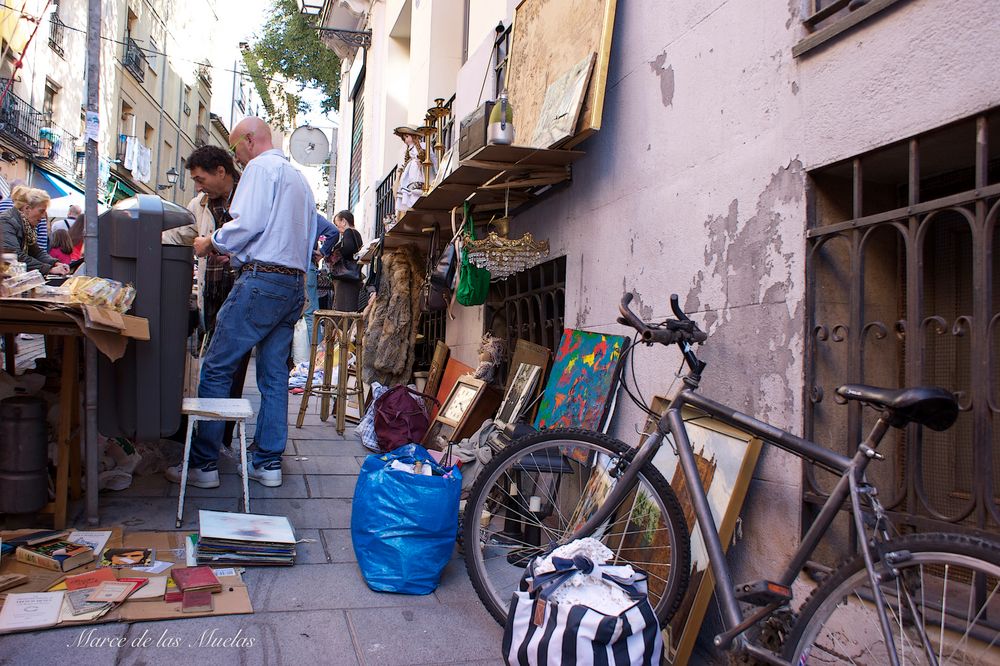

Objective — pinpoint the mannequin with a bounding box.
[393,125,426,217]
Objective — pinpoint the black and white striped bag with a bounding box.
[502,554,663,666]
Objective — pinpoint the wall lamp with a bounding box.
[156,167,179,191]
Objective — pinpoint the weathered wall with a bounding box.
[443,0,999,656]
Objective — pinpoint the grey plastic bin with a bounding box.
[97,194,195,441]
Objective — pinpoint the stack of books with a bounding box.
[195,510,296,566]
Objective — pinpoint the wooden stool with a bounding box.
[296,310,367,434]
[175,397,253,527]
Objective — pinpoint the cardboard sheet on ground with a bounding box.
[0,529,252,633]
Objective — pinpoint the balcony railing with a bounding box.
[0,82,42,153]
[48,14,65,57]
[124,37,147,83]
[38,123,78,175]
[195,124,209,147]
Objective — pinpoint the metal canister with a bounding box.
[0,395,49,513]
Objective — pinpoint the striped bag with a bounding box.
[502,554,663,666]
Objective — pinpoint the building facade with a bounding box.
[323,0,1000,654]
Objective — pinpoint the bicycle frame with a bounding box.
[571,377,899,665]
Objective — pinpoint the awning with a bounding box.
[107,175,137,202]
[31,168,85,198]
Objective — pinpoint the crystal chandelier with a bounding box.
[465,218,550,279]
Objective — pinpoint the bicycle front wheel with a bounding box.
[783,533,1000,665]
[463,428,691,626]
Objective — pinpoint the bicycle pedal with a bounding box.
[734,580,792,606]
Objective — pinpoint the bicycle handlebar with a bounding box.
[618,293,707,375]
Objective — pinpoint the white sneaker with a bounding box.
[165,462,220,489]
[239,461,282,487]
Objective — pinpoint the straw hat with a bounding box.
[393,125,422,138]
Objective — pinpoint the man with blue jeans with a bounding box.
[304,212,338,346]
[165,117,316,489]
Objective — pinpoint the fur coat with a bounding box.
[362,245,426,386]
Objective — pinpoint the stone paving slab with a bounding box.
[280,455,360,474]
[248,497,352,529]
[320,528,357,563]
[347,603,504,666]
[242,563,443,612]
[305,474,357,498]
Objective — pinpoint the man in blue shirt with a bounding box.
[166,117,316,489]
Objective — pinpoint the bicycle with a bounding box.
[463,292,1000,665]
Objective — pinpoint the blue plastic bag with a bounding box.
[351,444,462,594]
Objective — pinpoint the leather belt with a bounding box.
[240,262,304,276]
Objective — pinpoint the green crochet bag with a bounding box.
[456,206,490,306]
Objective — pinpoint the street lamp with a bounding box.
[156,167,179,191]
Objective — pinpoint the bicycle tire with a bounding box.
[463,428,691,627]
[782,532,1000,664]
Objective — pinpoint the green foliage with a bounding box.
[248,0,342,118]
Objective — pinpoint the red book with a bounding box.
[181,589,213,613]
[170,566,221,594]
[65,568,117,591]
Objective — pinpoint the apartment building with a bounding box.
[319,0,999,656]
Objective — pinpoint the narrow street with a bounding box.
[0,356,503,665]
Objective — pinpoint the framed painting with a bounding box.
[495,362,543,429]
[534,328,627,432]
[507,339,551,423]
[639,403,763,665]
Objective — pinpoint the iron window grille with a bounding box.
[484,256,567,386]
[795,0,907,58]
[123,37,147,83]
[494,24,511,94]
[48,13,65,57]
[805,108,1000,546]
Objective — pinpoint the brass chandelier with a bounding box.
[465,217,550,279]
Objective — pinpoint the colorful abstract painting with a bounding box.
[534,328,627,431]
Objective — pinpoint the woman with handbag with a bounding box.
[328,209,364,311]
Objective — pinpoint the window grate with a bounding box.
[349,83,364,209]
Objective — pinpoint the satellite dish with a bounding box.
[288,125,331,166]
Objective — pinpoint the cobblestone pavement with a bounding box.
[0,359,503,665]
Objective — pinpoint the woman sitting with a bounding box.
[0,186,69,275]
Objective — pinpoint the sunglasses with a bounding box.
[228,132,252,155]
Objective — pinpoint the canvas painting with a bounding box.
[529,52,597,148]
[534,328,627,432]
[643,407,762,665]
[495,363,542,428]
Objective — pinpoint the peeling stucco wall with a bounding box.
[436,0,1000,659]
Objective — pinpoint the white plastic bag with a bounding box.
[292,317,310,366]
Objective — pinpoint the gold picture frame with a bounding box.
[639,400,763,665]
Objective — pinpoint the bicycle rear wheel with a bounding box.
[463,428,690,626]
[783,533,1000,665]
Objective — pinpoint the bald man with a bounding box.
[167,117,317,489]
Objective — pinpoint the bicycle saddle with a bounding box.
[836,384,959,431]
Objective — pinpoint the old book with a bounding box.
[127,575,167,601]
[66,530,112,558]
[181,589,213,613]
[16,539,94,572]
[64,567,117,591]
[163,577,182,603]
[87,581,135,604]
[170,566,221,594]
[65,588,112,616]
[116,578,149,598]
[100,548,154,568]
[0,574,28,593]
[0,592,64,632]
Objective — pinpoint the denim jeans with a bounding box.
[304,262,319,345]
[191,269,304,468]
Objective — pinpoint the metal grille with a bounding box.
[484,256,566,384]
[48,14,65,57]
[123,38,147,83]
[494,24,511,93]
[805,109,1000,539]
[0,81,42,154]
[349,85,364,209]
[374,168,395,238]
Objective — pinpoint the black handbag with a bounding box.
[421,225,456,312]
[328,229,363,281]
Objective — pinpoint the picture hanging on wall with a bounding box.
[534,328,627,433]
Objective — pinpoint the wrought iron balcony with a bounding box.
[38,123,78,175]
[195,124,210,147]
[48,14,66,57]
[124,37,147,83]
[0,82,42,153]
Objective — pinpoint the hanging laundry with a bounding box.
[135,145,152,184]
[123,136,138,171]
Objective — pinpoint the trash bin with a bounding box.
[0,395,48,513]
[98,194,195,442]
